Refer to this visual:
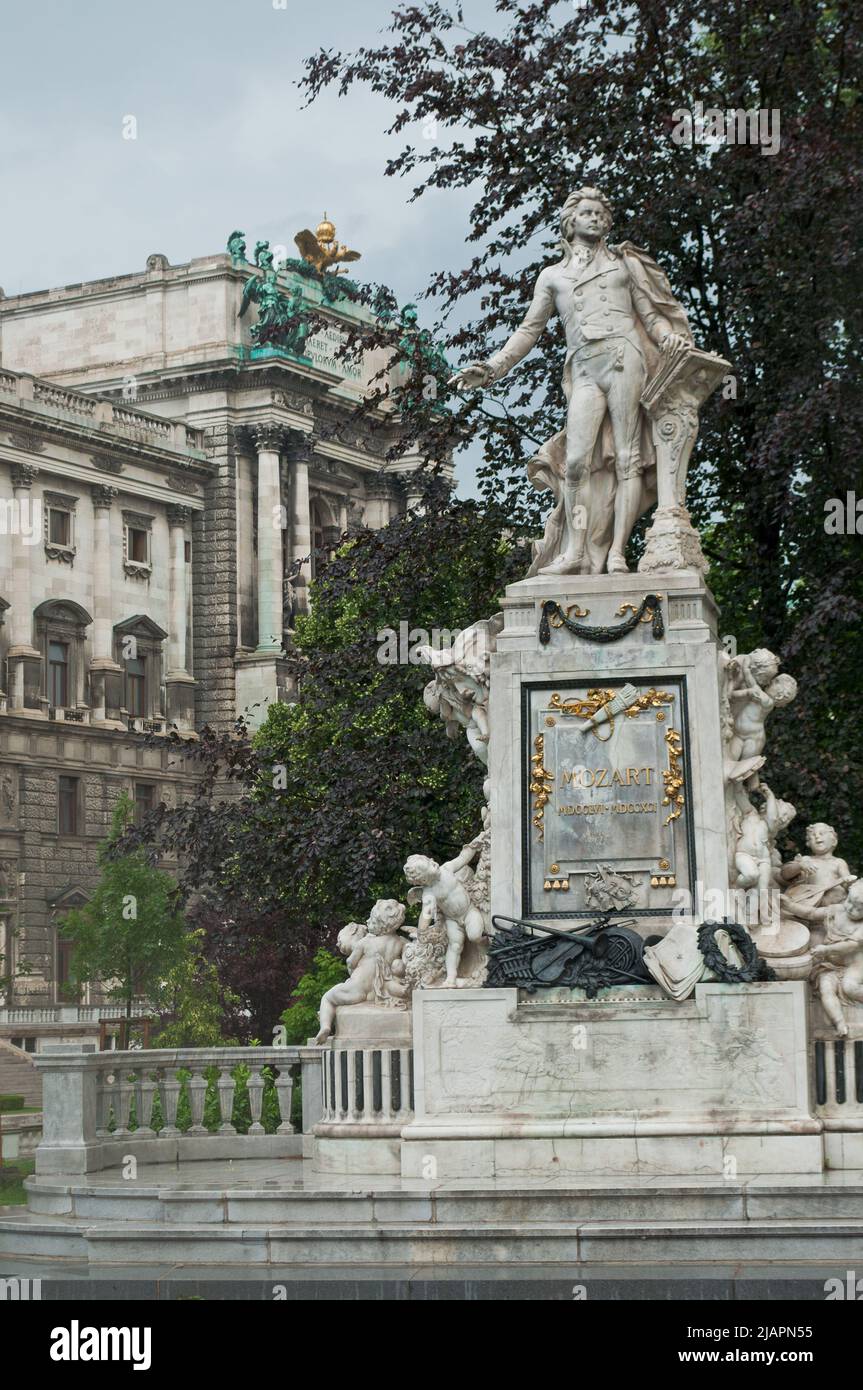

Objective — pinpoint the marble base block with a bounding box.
[401,984,822,1179]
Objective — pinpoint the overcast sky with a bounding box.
[0,0,523,494]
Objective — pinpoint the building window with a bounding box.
[129,528,149,562]
[58,776,79,835]
[126,658,146,717]
[57,936,78,1002]
[48,641,70,708]
[134,782,154,823]
[122,511,154,577]
[112,615,168,726]
[43,491,78,564]
[49,509,71,546]
[34,600,93,715]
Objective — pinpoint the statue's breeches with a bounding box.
[565,338,647,482]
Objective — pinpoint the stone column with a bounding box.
[285,431,314,619]
[88,484,122,722]
[7,464,42,710]
[364,474,396,530]
[165,504,196,732]
[251,422,286,654]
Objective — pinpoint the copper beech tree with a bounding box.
[300,0,863,861]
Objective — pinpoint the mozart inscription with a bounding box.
[525,678,693,917]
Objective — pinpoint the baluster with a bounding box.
[187,1069,208,1134]
[346,1048,359,1121]
[96,1070,114,1136]
[380,1049,394,1123]
[362,1049,374,1123]
[114,1070,134,1136]
[399,1047,412,1115]
[160,1068,181,1135]
[247,1066,265,1135]
[275,1065,295,1134]
[137,1073,157,1137]
[217,1067,237,1135]
[320,1052,329,1121]
[825,1039,837,1109]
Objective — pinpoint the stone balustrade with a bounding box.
[111,402,173,439]
[0,1004,153,1026]
[32,379,97,417]
[812,1027,863,1169]
[32,1043,323,1175]
[0,366,207,459]
[318,1045,414,1130]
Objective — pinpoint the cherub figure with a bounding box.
[734,807,774,927]
[811,881,863,1036]
[417,615,502,767]
[725,649,797,787]
[778,823,856,932]
[315,899,410,1044]
[404,853,486,988]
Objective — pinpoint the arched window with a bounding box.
[33,600,93,715]
[310,497,341,580]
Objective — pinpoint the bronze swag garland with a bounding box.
[539,593,664,644]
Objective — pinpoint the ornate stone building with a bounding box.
[0,242,443,1035]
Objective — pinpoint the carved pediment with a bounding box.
[114,614,169,642]
[48,885,90,912]
[33,599,93,627]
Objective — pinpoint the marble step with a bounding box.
[19,1177,863,1226]
[4,1206,863,1268]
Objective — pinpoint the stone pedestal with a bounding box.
[639,504,707,574]
[490,570,731,937]
[400,983,822,1179]
[312,1007,414,1176]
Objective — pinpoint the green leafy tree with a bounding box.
[152,931,239,1047]
[118,493,525,1036]
[300,0,863,862]
[61,794,188,1021]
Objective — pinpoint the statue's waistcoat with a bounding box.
[559,254,639,351]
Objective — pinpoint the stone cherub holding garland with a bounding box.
[315,899,410,1044]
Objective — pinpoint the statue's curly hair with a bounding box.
[560,186,614,241]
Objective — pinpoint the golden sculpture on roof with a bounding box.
[294,214,362,275]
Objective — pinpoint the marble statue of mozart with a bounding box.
[451,186,694,575]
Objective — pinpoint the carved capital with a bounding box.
[283,430,316,465]
[249,420,288,454]
[364,473,396,501]
[90,483,118,509]
[231,424,252,453]
[166,504,191,528]
[10,463,37,489]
